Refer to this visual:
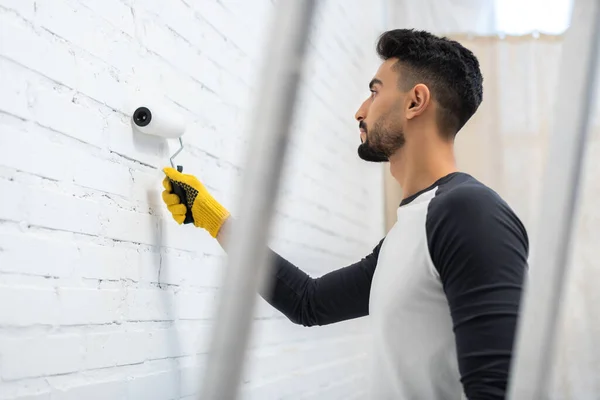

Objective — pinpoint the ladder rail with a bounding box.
[507,0,600,398]
[197,1,318,399]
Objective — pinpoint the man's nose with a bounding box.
[355,99,368,122]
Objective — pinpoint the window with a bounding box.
[494,0,574,35]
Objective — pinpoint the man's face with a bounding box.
[355,59,407,162]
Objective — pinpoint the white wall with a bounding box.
[389,0,497,35]
[0,0,386,399]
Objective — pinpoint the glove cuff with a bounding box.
[194,196,230,238]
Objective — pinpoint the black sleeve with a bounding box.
[427,184,529,399]
[258,239,384,326]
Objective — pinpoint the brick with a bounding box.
[173,323,213,355]
[83,330,148,369]
[0,10,128,111]
[0,179,102,235]
[137,17,221,93]
[145,326,206,361]
[297,374,365,400]
[30,84,107,148]
[156,251,205,286]
[246,336,365,383]
[129,168,166,206]
[50,379,127,400]
[125,288,174,321]
[88,243,165,285]
[0,379,53,400]
[144,328,175,360]
[0,0,35,19]
[175,289,218,320]
[0,59,30,120]
[192,0,248,53]
[126,369,179,400]
[0,10,78,88]
[0,59,106,147]
[0,334,82,380]
[160,252,225,288]
[138,0,249,83]
[7,394,52,400]
[0,229,77,277]
[179,365,202,397]
[101,206,159,245]
[0,115,131,197]
[58,288,121,325]
[77,243,134,282]
[136,249,161,283]
[75,0,135,38]
[0,178,173,248]
[35,0,137,74]
[159,217,222,254]
[0,285,59,326]
[0,115,70,181]
[243,356,364,400]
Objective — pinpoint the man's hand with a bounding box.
[161,167,230,238]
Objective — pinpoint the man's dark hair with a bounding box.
[376,29,483,136]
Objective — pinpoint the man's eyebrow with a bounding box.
[369,78,383,90]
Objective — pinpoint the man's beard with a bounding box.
[357,117,405,163]
[357,138,389,162]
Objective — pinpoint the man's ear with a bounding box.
[406,84,431,120]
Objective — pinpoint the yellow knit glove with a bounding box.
[161,167,230,238]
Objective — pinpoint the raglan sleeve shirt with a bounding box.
[426,183,529,399]
[259,181,528,399]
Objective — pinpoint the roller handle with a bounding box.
[169,165,195,225]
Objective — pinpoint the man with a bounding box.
[161,29,529,399]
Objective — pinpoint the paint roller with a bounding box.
[131,102,194,224]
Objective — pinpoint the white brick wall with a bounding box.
[0,0,386,398]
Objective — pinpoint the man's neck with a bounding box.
[389,141,458,200]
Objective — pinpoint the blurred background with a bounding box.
[0,0,598,399]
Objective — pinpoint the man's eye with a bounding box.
[370,90,376,97]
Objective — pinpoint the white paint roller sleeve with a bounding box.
[131,103,186,139]
[130,101,194,224]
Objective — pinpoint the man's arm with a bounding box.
[218,217,384,326]
[426,184,529,399]
[160,168,383,328]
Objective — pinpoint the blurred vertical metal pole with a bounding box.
[508,0,600,398]
[198,1,317,399]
